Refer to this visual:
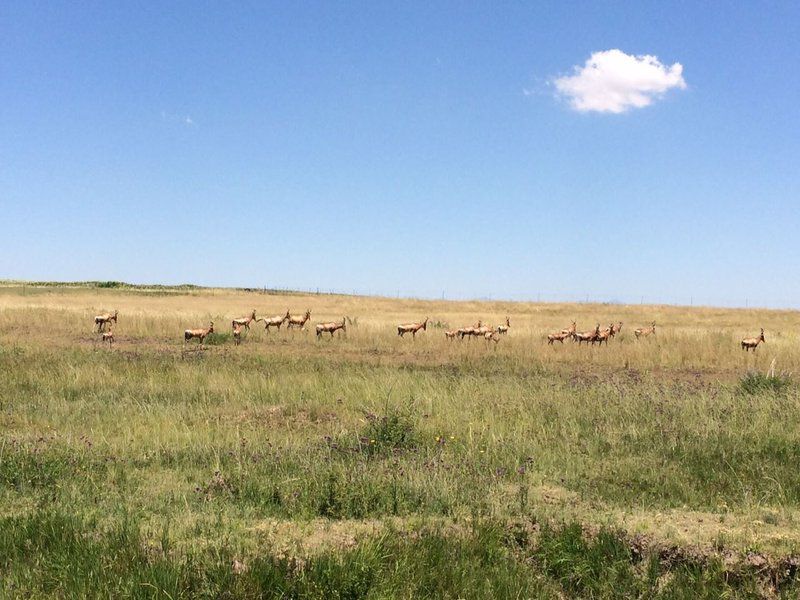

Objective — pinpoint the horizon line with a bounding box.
[1,279,797,313]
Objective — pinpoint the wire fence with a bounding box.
[7,279,794,310]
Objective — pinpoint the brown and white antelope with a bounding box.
[611,322,623,337]
[547,330,571,345]
[574,324,600,346]
[741,328,765,352]
[257,309,290,333]
[595,323,615,346]
[474,322,494,337]
[634,322,656,339]
[232,323,243,345]
[94,310,118,332]
[484,330,500,344]
[287,309,311,331]
[457,321,480,340]
[232,309,256,332]
[184,322,214,344]
[397,317,428,338]
[316,317,346,338]
[460,320,491,340]
[496,317,510,335]
[101,329,114,347]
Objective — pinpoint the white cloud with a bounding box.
[554,49,686,114]
[184,116,195,126]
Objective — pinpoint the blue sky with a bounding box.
[1,2,798,307]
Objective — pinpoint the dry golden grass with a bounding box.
[1,284,797,375]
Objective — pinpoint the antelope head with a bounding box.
[760,328,765,342]
[423,317,429,330]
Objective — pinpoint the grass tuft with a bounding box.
[739,370,792,395]
[360,408,419,456]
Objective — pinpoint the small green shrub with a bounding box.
[360,409,418,456]
[203,332,230,346]
[739,371,792,395]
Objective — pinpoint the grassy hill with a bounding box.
[1,283,798,597]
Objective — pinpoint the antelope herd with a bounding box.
[544,320,626,347]
[92,309,118,347]
[87,308,770,354]
[442,318,511,342]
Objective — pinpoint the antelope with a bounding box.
[474,322,494,337]
[94,310,118,332]
[574,324,600,346]
[101,329,114,347]
[458,321,479,339]
[445,330,458,340]
[741,328,765,352]
[465,320,494,339]
[496,317,510,335]
[232,323,243,345]
[397,317,428,338]
[595,323,615,346]
[484,330,500,344]
[634,322,656,339]
[547,330,571,345]
[316,317,346,338]
[232,309,256,332]
[561,321,577,336]
[611,322,623,337]
[257,309,290,333]
[184,322,214,344]
[287,309,311,330]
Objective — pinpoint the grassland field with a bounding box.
[1,282,799,598]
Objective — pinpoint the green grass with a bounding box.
[740,370,793,395]
[2,512,791,598]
